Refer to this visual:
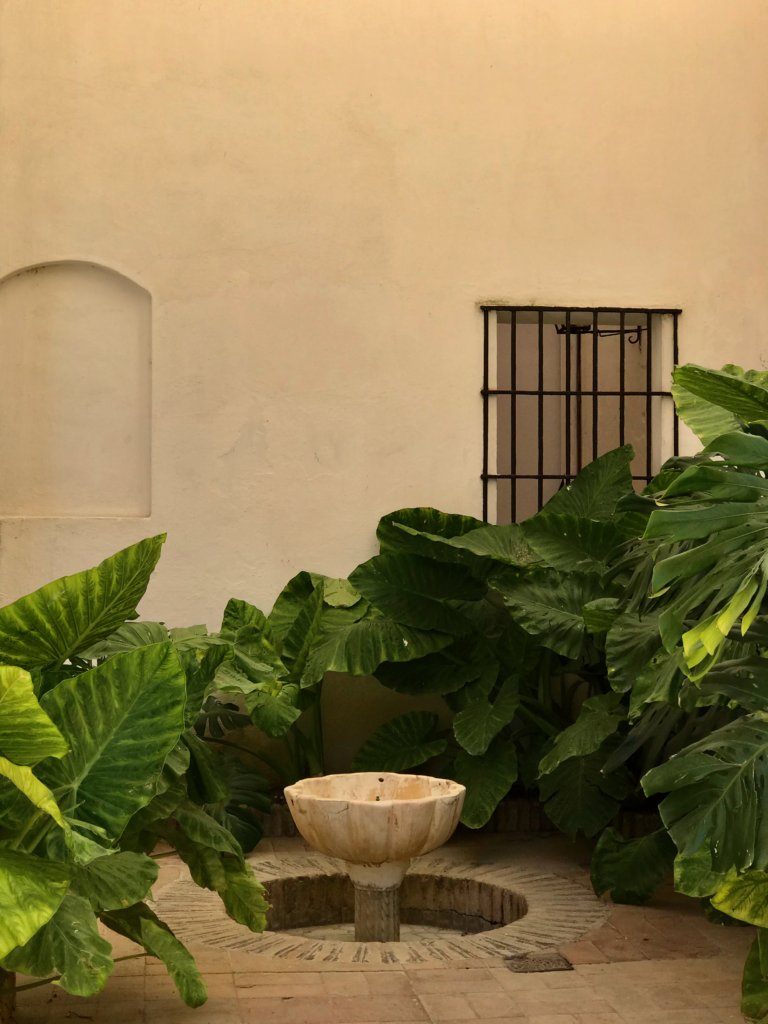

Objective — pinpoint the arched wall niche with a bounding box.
[0,261,151,517]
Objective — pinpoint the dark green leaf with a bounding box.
[741,932,768,1023]
[79,621,169,660]
[540,446,634,520]
[351,712,446,772]
[642,714,768,871]
[377,508,484,557]
[673,364,768,424]
[492,570,611,659]
[182,731,229,803]
[350,554,485,634]
[267,571,321,644]
[217,859,270,932]
[453,677,519,756]
[674,843,734,898]
[605,612,661,693]
[452,735,518,829]
[522,515,627,574]
[0,535,166,669]
[71,852,158,911]
[101,902,207,1008]
[582,598,622,634]
[181,642,230,729]
[539,692,627,775]
[247,686,302,738]
[539,741,633,840]
[374,634,493,696]
[591,827,676,905]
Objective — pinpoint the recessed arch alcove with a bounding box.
[0,261,151,517]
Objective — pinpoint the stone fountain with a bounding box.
[284,772,465,942]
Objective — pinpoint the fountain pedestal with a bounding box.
[284,773,465,944]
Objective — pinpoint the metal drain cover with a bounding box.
[505,952,574,973]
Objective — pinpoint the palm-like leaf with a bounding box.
[351,712,446,772]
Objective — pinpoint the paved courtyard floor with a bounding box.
[14,833,754,1024]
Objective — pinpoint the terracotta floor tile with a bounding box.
[365,973,415,996]
[321,972,371,996]
[235,971,325,997]
[328,995,430,1022]
[144,996,242,1024]
[526,1015,578,1024]
[464,990,518,1016]
[418,993,477,1020]
[558,940,610,965]
[407,969,501,994]
[238,996,335,1023]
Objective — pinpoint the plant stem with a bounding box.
[9,810,44,851]
[12,955,146,994]
[150,851,179,860]
[201,737,289,782]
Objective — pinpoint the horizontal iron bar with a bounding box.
[483,474,656,481]
[481,305,682,314]
[483,389,673,397]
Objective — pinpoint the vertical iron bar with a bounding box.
[646,313,653,482]
[673,313,679,456]
[482,308,489,521]
[537,310,544,509]
[576,330,583,472]
[592,310,598,461]
[564,310,571,485]
[510,312,517,522]
[619,311,626,447]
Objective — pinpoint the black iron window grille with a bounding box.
[481,306,681,523]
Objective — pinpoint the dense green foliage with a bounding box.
[0,538,269,1008]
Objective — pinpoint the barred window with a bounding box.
[482,306,681,523]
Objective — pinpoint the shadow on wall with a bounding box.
[0,261,151,518]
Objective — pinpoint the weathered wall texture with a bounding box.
[0,1,766,755]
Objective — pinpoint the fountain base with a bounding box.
[346,859,409,943]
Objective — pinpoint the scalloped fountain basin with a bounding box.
[284,772,465,942]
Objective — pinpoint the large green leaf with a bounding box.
[374,634,493,696]
[0,850,70,959]
[0,666,68,764]
[301,612,453,687]
[217,859,270,932]
[522,515,627,574]
[391,522,542,574]
[350,554,484,634]
[181,642,230,729]
[672,382,740,445]
[591,827,676,905]
[703,431,768,468]
[0,757,64,826]
[377,508,484,557]
[492,569,611,659]
[267,571,322,643]
[453,677,519,756]
[452,735,518,829]
[36,643,187,839]
[697,657,768,712]
[231,627,287,688]
[101,902,207,1008]
[741,932,768,1024]
[712,870,768,927]
[351,712,446,772]
[540,445,634,520]
[645,501,768,541]
[538,692,627,775]
[78,621,170,659]
[674,843,734,897]
[605,613,661,693]
[2,892,113,996]
[539,742,632,840]
[71,852,158,911]
[247,686,302,738]
[181,731,229,804]
[221,597,270,635]
[673,363,768,425]
[0,535,166,669]
[171,799,243,857]
[642,714,768,871]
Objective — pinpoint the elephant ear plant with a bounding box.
[0,536,269,1020]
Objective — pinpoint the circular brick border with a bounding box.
[154,849,608,965]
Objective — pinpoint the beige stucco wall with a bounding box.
[1,1,767,758]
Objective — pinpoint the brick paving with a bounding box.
[13,834,754,1024]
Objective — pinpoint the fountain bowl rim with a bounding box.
[285,771,466,806]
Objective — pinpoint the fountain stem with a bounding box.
[345,859,410,944]
[354,883,400,943]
